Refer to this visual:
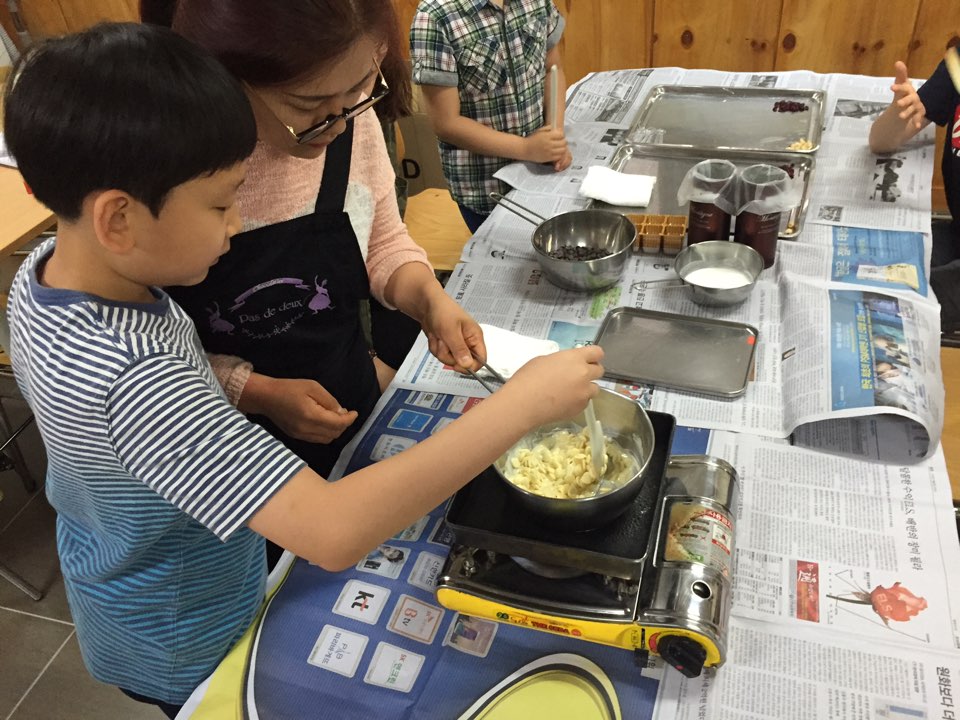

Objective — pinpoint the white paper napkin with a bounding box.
[479,323,559,380]
[578,165,655,207]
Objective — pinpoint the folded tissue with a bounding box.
[479,323,559,380]
[578,165,656,207]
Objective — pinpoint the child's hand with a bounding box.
[553,147,573,172]
[524,126,569,164]
[257,377,358,443]
[504,346,604,427]
[891,61,926,130]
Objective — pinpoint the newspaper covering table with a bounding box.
[179,68,960,720]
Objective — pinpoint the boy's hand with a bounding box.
[891,61,926,130]
[553,147,573,172]
[504,346,604,427]
[524,126,568,164]
[256,377,358,443]
[420,292,486,372]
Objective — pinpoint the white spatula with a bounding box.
[946,46,960,94]
[584,399,605,485]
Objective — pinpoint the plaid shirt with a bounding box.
[410,0,564,214]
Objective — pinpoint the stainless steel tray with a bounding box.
[599,143,814,238]
[594,307,758,397]
[629,85,825,153]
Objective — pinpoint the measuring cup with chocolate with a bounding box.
[676,159,738,244]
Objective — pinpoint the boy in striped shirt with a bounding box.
[3,22,602,715]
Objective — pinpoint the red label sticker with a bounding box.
[795,560,820,622]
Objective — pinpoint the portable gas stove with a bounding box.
[435,411,739,678]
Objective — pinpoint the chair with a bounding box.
[0,394,35,492]
[404,187,472,279]
[0,293,36,492]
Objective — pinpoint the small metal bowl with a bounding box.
[674,241,764,307]
[493,388,655,531]
[531,210,636,292]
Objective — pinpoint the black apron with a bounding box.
[170,120,379,476]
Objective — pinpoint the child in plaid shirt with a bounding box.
[410,0,572,233]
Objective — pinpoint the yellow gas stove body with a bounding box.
[436,456,738,678]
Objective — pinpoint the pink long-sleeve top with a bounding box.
[209,111,431,404]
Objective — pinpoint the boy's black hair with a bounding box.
[3,22,256,221]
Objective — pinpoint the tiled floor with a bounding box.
[0,390,165,719]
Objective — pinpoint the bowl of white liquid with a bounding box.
[672,241,764,307]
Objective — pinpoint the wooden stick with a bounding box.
[546,64,559,128]
[945,46,960,95]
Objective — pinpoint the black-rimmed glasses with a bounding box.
[267,62,390,146]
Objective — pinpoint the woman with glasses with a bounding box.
[142,1,487,561]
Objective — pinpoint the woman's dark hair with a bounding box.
[3,22,256,220]
[140,0,412,120]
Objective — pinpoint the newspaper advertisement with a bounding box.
[655,617,960,720]
[780,224,933,300]
[706,431,960,649]
[777,275,944,459]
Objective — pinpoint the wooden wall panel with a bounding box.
[18,0,68,37]
[909,0,960,76]
[56,0,137,30]
[553,0,653,84]
[18,0,135,38]
[393,0,419,60]
[652,0,780,72]
[776,0,921,74]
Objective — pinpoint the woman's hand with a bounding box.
[240,373,358,443]
[420,291,486,372]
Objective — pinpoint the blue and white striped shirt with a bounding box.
[8,240,305,703]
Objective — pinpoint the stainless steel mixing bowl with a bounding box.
[674,241,764,307]
[531,210,637,292]
[493,388,655,531]
[491,193,636,292]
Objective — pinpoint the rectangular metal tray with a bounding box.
[599,143,814,238]
[629,85,826,154]
[594,307,759,397]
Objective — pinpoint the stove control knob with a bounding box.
[656,635,706,678]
